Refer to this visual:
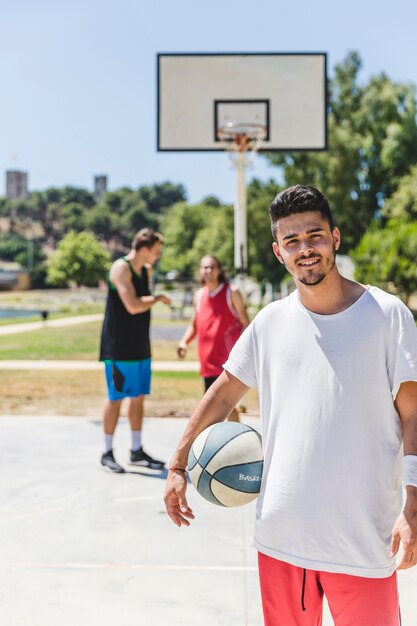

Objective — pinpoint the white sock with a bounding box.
[131,430,142,452]
[104,434,113,453]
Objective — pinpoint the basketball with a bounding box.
[187,422,263,507]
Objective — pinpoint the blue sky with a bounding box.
[1,0,417,204]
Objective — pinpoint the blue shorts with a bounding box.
[104,359,151,401]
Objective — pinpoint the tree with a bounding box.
[121,200,159,243]
[200,195,221,207]
[246,178,287,286]
[137,182,186,214]
[352,219,417,304]
[160,202,228,276]
[98,183,185,219]
[99,187,134,215]
[0,196,11,217]
[95,183,186,246]
[87,204,120,241]
[191,208,234,275]
[264,51,417,251]
[382,164,417,220]
[47,231,111,287]
[61,203,88,233]
[0,232,42,267]
[27,187,94,223]
[60,186,95,207]
[0,232,47,287]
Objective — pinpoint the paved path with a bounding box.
[0,313,103,336]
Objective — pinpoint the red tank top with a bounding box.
[195,283,243,377]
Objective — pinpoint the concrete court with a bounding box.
[1,416,416,626]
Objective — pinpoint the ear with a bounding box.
[333,227,341,251]
[272,242,284,265]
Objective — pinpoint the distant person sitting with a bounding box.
[99,228,171,473]
[177,255,249,422]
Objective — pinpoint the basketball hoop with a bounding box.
[216,122,267,156]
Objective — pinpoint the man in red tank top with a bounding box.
[177,255,249,421]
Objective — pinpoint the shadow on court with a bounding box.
[124,468,192,483]
[1,415,416,626]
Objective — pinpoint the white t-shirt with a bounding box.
[223,286,417,577]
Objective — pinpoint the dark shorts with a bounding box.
[104,359,151,401]
[204,376,219,392]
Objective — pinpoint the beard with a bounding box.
[299,272,327,286]
[295,245,337,287]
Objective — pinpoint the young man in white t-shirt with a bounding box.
[164,185,417,625]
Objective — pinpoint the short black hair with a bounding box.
[269,185,334,242]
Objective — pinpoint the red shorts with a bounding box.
[258,552,400,626]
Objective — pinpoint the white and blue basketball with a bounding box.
[187,422,263,507]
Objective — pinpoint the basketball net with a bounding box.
[216,122,267,164]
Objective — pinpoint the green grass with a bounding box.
[0,321,102,359]
[0,320,198,361]
[0,315,48,326]
[153,370,199,379]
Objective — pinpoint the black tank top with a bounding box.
[99,259,151,361]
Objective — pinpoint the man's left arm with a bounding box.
[390,380,417,569]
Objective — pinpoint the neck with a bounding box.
[296,270,365,315]
[125,249,145,273]
[205,279,221,292]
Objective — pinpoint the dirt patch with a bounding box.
[0,370,259,418]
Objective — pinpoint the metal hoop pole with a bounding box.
[234,151,247,292]
[217,124,266,293]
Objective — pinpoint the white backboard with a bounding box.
[157,52,327,152]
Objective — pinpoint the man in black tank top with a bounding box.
[99,228,171,473]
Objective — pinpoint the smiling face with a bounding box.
[272,211,340,287]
